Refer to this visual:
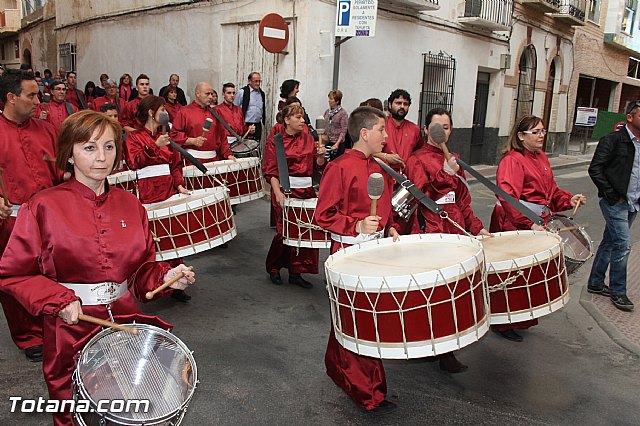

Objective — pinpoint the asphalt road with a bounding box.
[1,163,639,425]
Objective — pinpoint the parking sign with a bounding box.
[335,0,377,37]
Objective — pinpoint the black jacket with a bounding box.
[588,128,637,205]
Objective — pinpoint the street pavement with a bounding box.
[1,158,639,425]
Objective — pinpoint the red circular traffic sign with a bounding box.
[259,13,289,53]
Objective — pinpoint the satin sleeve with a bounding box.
[125,132,162,169]
[169,110,188,146]
[263,133,278,181]
[496,155,533,229]
[315,162,358,236]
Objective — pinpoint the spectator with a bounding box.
[57,67,66,81]
[90,79,125,115]
[159,74,187,106]
[359,98,384,111]
[65,71,87,110]
[234,71,265,142]
[42,69,53,87]
[84,81,97,105]
[277,79,299,111]
[162,86,182,122]
[323,89,349,161]
[119,73,135,101]
[94,73,109,97]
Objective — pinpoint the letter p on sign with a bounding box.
[337,0,351,26]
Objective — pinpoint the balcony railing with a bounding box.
[381,0,440,12]
[0,8,20,34]
[546,0,586,25]
[520,0,560,13]
[458,0,513,32]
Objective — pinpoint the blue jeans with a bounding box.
[588,198,637,296]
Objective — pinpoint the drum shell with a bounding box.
[230,139,260,158]
[107,171,137,195]
[325,234,488,359]
[546,216,593,275]
[391,186,417,222]
[282,198,331,249]
[481,231,569,324]
[145,188,236,261]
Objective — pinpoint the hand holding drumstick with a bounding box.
[571,194,587,217]
[59,301,138,334]
[146,265,195,300]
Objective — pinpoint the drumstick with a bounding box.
[555,224,589,233]
[78,314,138,335]
[145,267,191,300]
[43,154,56,162]
[572,199,581,217]
[0,167,10,206]
[429,123,451,161]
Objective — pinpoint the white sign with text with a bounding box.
[335,0,378,37]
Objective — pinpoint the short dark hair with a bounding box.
[626,100,640,115]
[0,69,35,103]
[285,96,301,106]
[99,73,109,81]
[248,72,260,81]
[66,71,77,78]
[348,106,386,142]
[279,79,299,98]
[388,89,411,105]
[44,68,52,76]
[222,82,235,92]
[359,98,383,111]
[50,80,65,89]
[135,95,165,126]
[136,74,150,85]
[424,107,453,128]
[100,102,117,113]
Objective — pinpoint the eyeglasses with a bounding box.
[52,87,67,92]
[522,129,547,136]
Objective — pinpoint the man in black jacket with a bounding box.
[587,100,640,312]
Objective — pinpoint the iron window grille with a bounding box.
[419,51,456,128]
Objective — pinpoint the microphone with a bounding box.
[158,111,170,134]
[428,122,451,161]
[367,172,384,217]
[202,118,213,138]
[315,116,326,136]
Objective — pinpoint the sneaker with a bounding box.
[587,285,611,297]
[611,294,634,312]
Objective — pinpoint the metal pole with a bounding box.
[332,36,352,90]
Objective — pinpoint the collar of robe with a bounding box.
[68,177,110,203]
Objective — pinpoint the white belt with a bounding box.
[137,164,170,179]
[227,136,238,144]
[10,204,21,217]
[496,200,550,216]
[59,280,128,305]
[289,176,313,189]
[331,231,383,245]
[186,149,217,159]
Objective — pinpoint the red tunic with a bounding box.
[405,144,484,235]
[125,128,185,204]
[0,178,172,426]
[263,130,319,274]
[0,114,61,350]
[120,97,143,129]
[36,100,78,134]
[214,102,245,137]
[90,95,126,114]
[490,149,572,231]
[381,116,423,169]
[314,149,395,410]
[164,100,182,123]
[64,88,86,110]
[170,102,232,162]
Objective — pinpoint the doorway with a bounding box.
[470,71,490,165]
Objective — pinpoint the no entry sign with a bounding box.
[259,13,289,53]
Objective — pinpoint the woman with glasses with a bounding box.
[489,115,586,342]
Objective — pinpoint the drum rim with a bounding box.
[182,157,260,176]
[479,230,563,272]
[75,323,198,423]
[283,197,319,207]
[547,216,594,262]
[325,234,484,291]
[144,187,230,216]
[107,170,137,183]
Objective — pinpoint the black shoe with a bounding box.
[289,273,313,289]
[269,272,283,285]
[438,352,468,374]
[611,294,634,312]
[24,345,43,363]
[171,289,191,302]
[587,285,611,297]
[492,327,523,342]
[369,400,397,416]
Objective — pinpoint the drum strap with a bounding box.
[167,138,208,174]
[274,132,291,194]
[207,107,243,141]
[456,158,544,226]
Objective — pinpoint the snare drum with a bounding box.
[230,139,260,158]
[325,234,488,359]
[107,170,137,195]
[183,157,265,204]
[546,216,593,275]
[144,187,236,261]
[73,324,197,426]
[283,198,330,249]
[481,231,569,325]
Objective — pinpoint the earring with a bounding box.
[68,158,74,165]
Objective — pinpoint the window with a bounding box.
[418,52,456,128]
[58,43,76,73]
[515,45,537,119]
[622,0,636,35]
[628,57,640,79]
[588,0,600,23]
[14,40,19,59]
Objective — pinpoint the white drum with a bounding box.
[282,198,330,249]
[107,170,137,195]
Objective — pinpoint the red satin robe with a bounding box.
[263,130,319,274]
[170,102,232,162]
[164,100,182,123]
[125,128,186,203]
[36,100,78,134]
[0,178,173,426]
[90,95,126,114]
[314,149,395,410]
[214,102,245,136]
[64,88,86,110]
[381,116,423,170]
[405,144,484,235]
[120,97,143,129]
[0,113,61,350]
[490,148,572,331]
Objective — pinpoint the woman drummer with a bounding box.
[264,104,326,288]
[490,115,586,342]
[0,110,195,426]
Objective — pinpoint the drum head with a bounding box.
[76,324,197,423]
[547,217,593,262]
[231,139,259,155]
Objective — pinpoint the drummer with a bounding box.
[0,110,195,426]
[170,81,236,164]
[125,95,192,302]
[490,115,586,342]
[405,107,490,372]
[263,104,326,288]
[214,83,255,145]
[315,106,400,415]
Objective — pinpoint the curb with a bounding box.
[578,285,640,357]
[467,158,591,185]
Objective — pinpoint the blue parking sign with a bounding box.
[337,0,351,26]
